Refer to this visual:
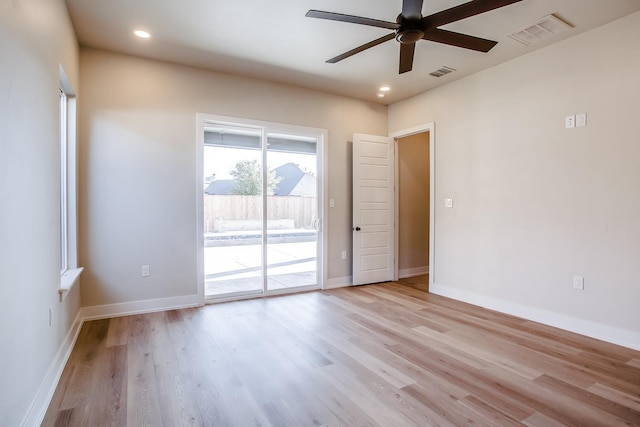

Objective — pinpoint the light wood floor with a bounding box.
[43,276,640,426]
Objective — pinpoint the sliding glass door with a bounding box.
[266,132,318,291]
[200,118,324,300]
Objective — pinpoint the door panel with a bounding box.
[353,133,395,285]
[202,118,323,300]
[203,128,264,298]
[361,232,389,249]
[266,133,318,291]
[360,254,390,271]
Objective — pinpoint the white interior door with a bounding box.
[352,133,395,285]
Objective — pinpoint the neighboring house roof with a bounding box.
[204,163,316,196]
[288,173,316,197]
[204,179,234,195]
[273,163,306,196]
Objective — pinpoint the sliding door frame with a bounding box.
[196,113,328,303]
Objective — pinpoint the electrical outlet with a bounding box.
[444,198,453,208]
[142,265,150,277]
[573,276,584,290]
[341,250,347,260]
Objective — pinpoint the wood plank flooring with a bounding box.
[43,276,640,426]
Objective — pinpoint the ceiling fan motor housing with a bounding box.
[395,16,424,44]
[307,0,524,73]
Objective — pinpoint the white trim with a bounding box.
[430,283,640,351]
[394,141,399,282]
[389,124,434,140]
[195,114,206,303]
[196,113,327,300]
[320,130,329,291]
[20,311,83,427]
[399,266,429,279]
[58,267,83,302]
[59,88,68,273]
[79,294,202,321]
[206,284,319,304]
[429,126,435,290]
[325,276,353,289]
[390,123,435,289]
[22,292,202,426]
[65,95,79,269]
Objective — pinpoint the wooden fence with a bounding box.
[204,195,317,232]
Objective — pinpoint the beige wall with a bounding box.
[78,48,387,307]
[0,0,80,424]
[389,12,640,347]
[398,133,430,274]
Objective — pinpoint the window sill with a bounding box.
[59,267,83,302]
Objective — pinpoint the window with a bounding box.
[59,88,68,273]
[59,66,82,299]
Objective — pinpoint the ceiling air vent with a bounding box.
[508,14,573,46]
[429,66,456,78]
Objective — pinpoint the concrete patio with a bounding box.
[204,239,317,297]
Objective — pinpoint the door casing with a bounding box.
[352,123,435,288]
[390,123,435,289]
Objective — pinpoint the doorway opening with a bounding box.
[391,123,435,289]
[396,131,430,285]
[197,115,326,301]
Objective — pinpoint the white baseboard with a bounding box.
[21,311,83,427]
[22,293,203,426]
[80,293,203,320]
[399,266,429,279]
[430,283,640,351]
[325,276,352,289]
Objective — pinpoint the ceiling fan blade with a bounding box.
[399,43,416,74]
[306,10,399,30]
[326,33,396,64]
[423,28,497,52]
[423,0,523,28]
[402,0,424,20]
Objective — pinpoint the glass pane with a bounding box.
[59,90,68,273]
[265,133,318,291]
[203,125,264,298]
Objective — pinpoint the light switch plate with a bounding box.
[565,115,575,128]
[576,113,587,127]
[445,198,453,208]
[573,276,584,290]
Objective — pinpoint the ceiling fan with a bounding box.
[306,0,523,74]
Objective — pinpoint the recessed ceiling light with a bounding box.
[379,86,391,92]
[377,93,385,98]
[134,30,151,39]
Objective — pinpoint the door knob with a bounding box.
[353,226,361,231]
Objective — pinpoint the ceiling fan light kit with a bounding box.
[306,0,523,74]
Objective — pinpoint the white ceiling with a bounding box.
[65,0,640,104]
